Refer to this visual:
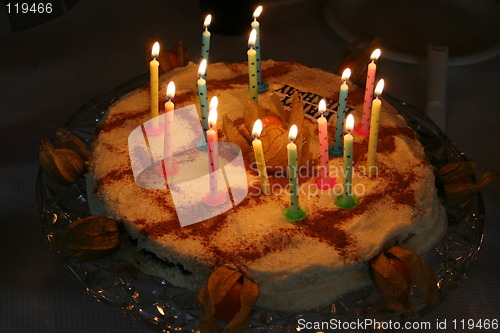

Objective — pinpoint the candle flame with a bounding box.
[318,99,326,116]
[253,5,262,19]
[204,14,212,28]
[252,119,263,139]
[341,68,351,81]
[208,104,218,128]
[198,59,207,77]
[346,114,354,133]
[288,124,298,142]
[166,81,175,99]
[151,42,160,58]
[371,48,381,61]
[209,96,218,111]
[248,29,257,47]
[375,79,384,96]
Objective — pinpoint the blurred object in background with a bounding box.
[1,0,79,34]
[426,45,448,132]
[199,0,259,35]
[323,0,500,66]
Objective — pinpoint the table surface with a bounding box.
[1,0,499,332]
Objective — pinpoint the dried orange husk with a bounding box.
[370,251,412,312]
[222,115,252,156]
[287,92,304,130]
[198,266,259,333]
[259,125,288,173]
[300,131,314,166]
[225,275,259,333]
[268,92,287,124]
[386,246,437,305]
[436,160,497,207]
[144,39,189,74]
[52,216,121,261]
[39,138,86,184]
[243,99,264,135]
[172,40,189,66]
[336,38,382,86]
[443,171,497,207]
[54,128,89,161]
[437,160,477,184]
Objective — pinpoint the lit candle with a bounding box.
[335,114,359,209]
[343,114,354,198]
[150,42,160,129]
[252,119,270,195]
[251,6,267,92]
[316,99,336,189]
[247,29,258,103]
[207,105,219,197]
[356,49,381,137]
[164,81,175,173]
[367,79,385,174]
[330,68,351,157]
[197,59,209,136]
[201,100,227,207]
[282,125,306,222]
[209,96,218,133]
[201,14,211,79]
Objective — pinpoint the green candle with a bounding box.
[343,114,354,198]
[283,125,306,222]
[335,114,359,209]
[247,29,258,103]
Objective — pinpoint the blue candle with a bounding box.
[197,59,209,135]
[201,14,211,79]
[330,68,351,158]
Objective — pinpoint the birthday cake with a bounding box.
[86,60,446,312]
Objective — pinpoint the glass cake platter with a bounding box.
[36,73,484,332]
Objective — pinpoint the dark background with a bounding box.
[1,0,499,332]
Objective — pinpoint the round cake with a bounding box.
[86,60,446,312]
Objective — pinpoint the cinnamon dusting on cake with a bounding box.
[99,109,149,133]
[95,165,134,194]
[354,126,416,163]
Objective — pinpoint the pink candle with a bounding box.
[356,49,381,137]
[315,99,336,189]
[318,99,329,179]
[206,106,219,198]
[163,81,175,173]
[209,96,218,134]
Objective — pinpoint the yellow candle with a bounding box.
[252,119,270,195]
[150,42,160,128]
[367,79,385,175]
